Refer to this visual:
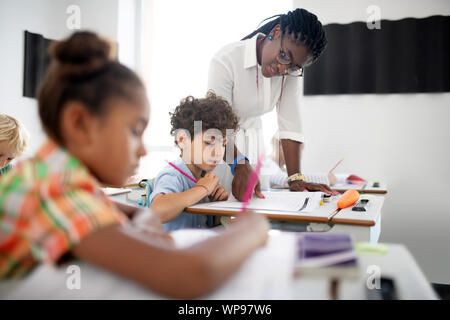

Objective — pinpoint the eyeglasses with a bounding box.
[276,35,304,77]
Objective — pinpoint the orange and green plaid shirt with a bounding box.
[0,140,127,278]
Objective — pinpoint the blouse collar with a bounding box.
[243,32,266,70]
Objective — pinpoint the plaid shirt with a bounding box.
[0,164,12,176]
[0,140,127,278]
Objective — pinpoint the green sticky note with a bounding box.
[355,242,388,255]
[360,194,377,199]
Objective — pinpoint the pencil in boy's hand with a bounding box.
[240,154,265,215]
[165,159,198,183]
[329,158,344,173]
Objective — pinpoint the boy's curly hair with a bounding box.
[170,91,239,143]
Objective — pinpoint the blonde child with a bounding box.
[150,92,238,231]
[0,114,28,175]
[0,31,269,298]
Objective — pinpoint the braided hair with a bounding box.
[242,8,327,63]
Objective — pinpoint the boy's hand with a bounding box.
[196,172,219,195]
[209,184,228,202]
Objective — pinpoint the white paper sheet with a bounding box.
[101,187,132,196]
[206,191,322,213]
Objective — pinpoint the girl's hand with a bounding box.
[209,184,228,202]
[131,209,175,246]
[232,210,269,247]
[196,172,219,195]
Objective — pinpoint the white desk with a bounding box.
[0,230,436,300]
[110,188,385,244]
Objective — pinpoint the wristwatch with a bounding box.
[287,173,306,185]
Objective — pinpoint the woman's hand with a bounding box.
[209,184,228,202]
[196,172,219,195]
[232,163,265,201]
[289,180,339,195]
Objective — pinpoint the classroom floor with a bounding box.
[432,283,450,300]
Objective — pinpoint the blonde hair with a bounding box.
[0,114,29,156]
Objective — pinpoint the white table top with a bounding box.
[0,230,437,300]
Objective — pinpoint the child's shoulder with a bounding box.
[0,163,13,175]
[0,157,35,180]
[153,159,193,191]
[0,147,98,198]
[155,163,185,183]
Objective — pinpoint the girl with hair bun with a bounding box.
[0,31,269,298]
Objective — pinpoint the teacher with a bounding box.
[208,8,334,200]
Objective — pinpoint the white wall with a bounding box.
[293,0,450,284]
[0,0,119,156]
[139,0,294,178]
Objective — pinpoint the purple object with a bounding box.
[298,234,357,266]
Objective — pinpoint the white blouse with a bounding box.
[207,33,305,147]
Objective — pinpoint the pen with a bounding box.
[329,158,344,173]
[165,160,198,183]
[240,154,265,214]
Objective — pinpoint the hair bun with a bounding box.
[50,31,112,78]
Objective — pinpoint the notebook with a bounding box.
[294,234,359,278]
[101,187,132,196]
[304,172,330,185]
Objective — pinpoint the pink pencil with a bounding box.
[240,154,265,214]
[166,160,198,183]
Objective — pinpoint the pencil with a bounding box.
[165,160,198,183]
[329,158,344,173]
[240,154,265,214]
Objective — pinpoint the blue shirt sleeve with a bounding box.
[149,170,185,204]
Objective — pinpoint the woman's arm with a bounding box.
[226,143,265,201]
[73,211,269,299]
[281,139,302,177]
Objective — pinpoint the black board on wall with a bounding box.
[23,30,52,98]
[303,15,450,95]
